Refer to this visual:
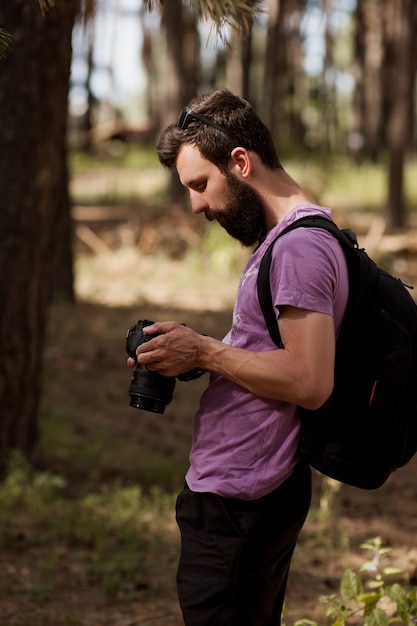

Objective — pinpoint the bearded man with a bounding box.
[127,90,348,626]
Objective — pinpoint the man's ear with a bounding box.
[229,147,252,179]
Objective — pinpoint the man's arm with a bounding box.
[131,307,335,410]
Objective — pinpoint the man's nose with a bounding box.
[189,190,208,215]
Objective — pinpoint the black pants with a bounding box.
[175,462,312,626]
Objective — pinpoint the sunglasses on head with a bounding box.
[176,107,238,141]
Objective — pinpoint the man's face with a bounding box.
[176,144,266,247]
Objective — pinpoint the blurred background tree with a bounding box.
[0,0,262,474]
[0,0,416,473]
[0,0,78,473]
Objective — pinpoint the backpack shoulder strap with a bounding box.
[257,215,358,347]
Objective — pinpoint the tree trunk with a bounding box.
[53,164,75,303]
[286,1,306,146]
[226,29,244,97]
[224,19,253,101]
[241,20,253,102]
[82,14,96,153]
[263,0,288,141]
[263,0,306,147]
[160,0,200,209]
[354,0,384,160]
[0,0,76,472]
[382,0,415,228]
[321,0,337,153]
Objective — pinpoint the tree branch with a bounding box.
[32,0,58,15]
[141,0,265,39]
[0,28,13,60]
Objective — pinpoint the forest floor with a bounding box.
[3,297,417,626]
[2,156,417,625]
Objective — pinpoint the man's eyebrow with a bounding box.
[182,175,206,189]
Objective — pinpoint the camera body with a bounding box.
[126,319,176,414]
[126,319,206,414]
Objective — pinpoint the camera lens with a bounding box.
[128,365,176,414]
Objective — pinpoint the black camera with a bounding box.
[126,319,206,414]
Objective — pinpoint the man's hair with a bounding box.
[156,90,282,174]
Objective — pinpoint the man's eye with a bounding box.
[194,182,207,192]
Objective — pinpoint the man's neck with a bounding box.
[256,168,316,231]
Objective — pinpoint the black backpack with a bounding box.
[257,215,417,489]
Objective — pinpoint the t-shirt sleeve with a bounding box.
[269,227,340,317]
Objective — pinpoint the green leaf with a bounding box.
[320,594,337,604]
[386,583,407,603]
[341,569,364,599]
[387,583,414,620]
[325,606,341,619]
[361,539,381,551]
[364,607,389,626]
[367,580,385,589]
[382,567,402,576]
[358,592,381,610]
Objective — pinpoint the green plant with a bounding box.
[294,537,417,625]
[0,450,67,513]
[0,452,178,603]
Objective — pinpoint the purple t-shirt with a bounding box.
[185,204,349,500]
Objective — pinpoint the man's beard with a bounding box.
[205,173,266,247]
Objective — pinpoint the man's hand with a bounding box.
[128,321,204,378]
